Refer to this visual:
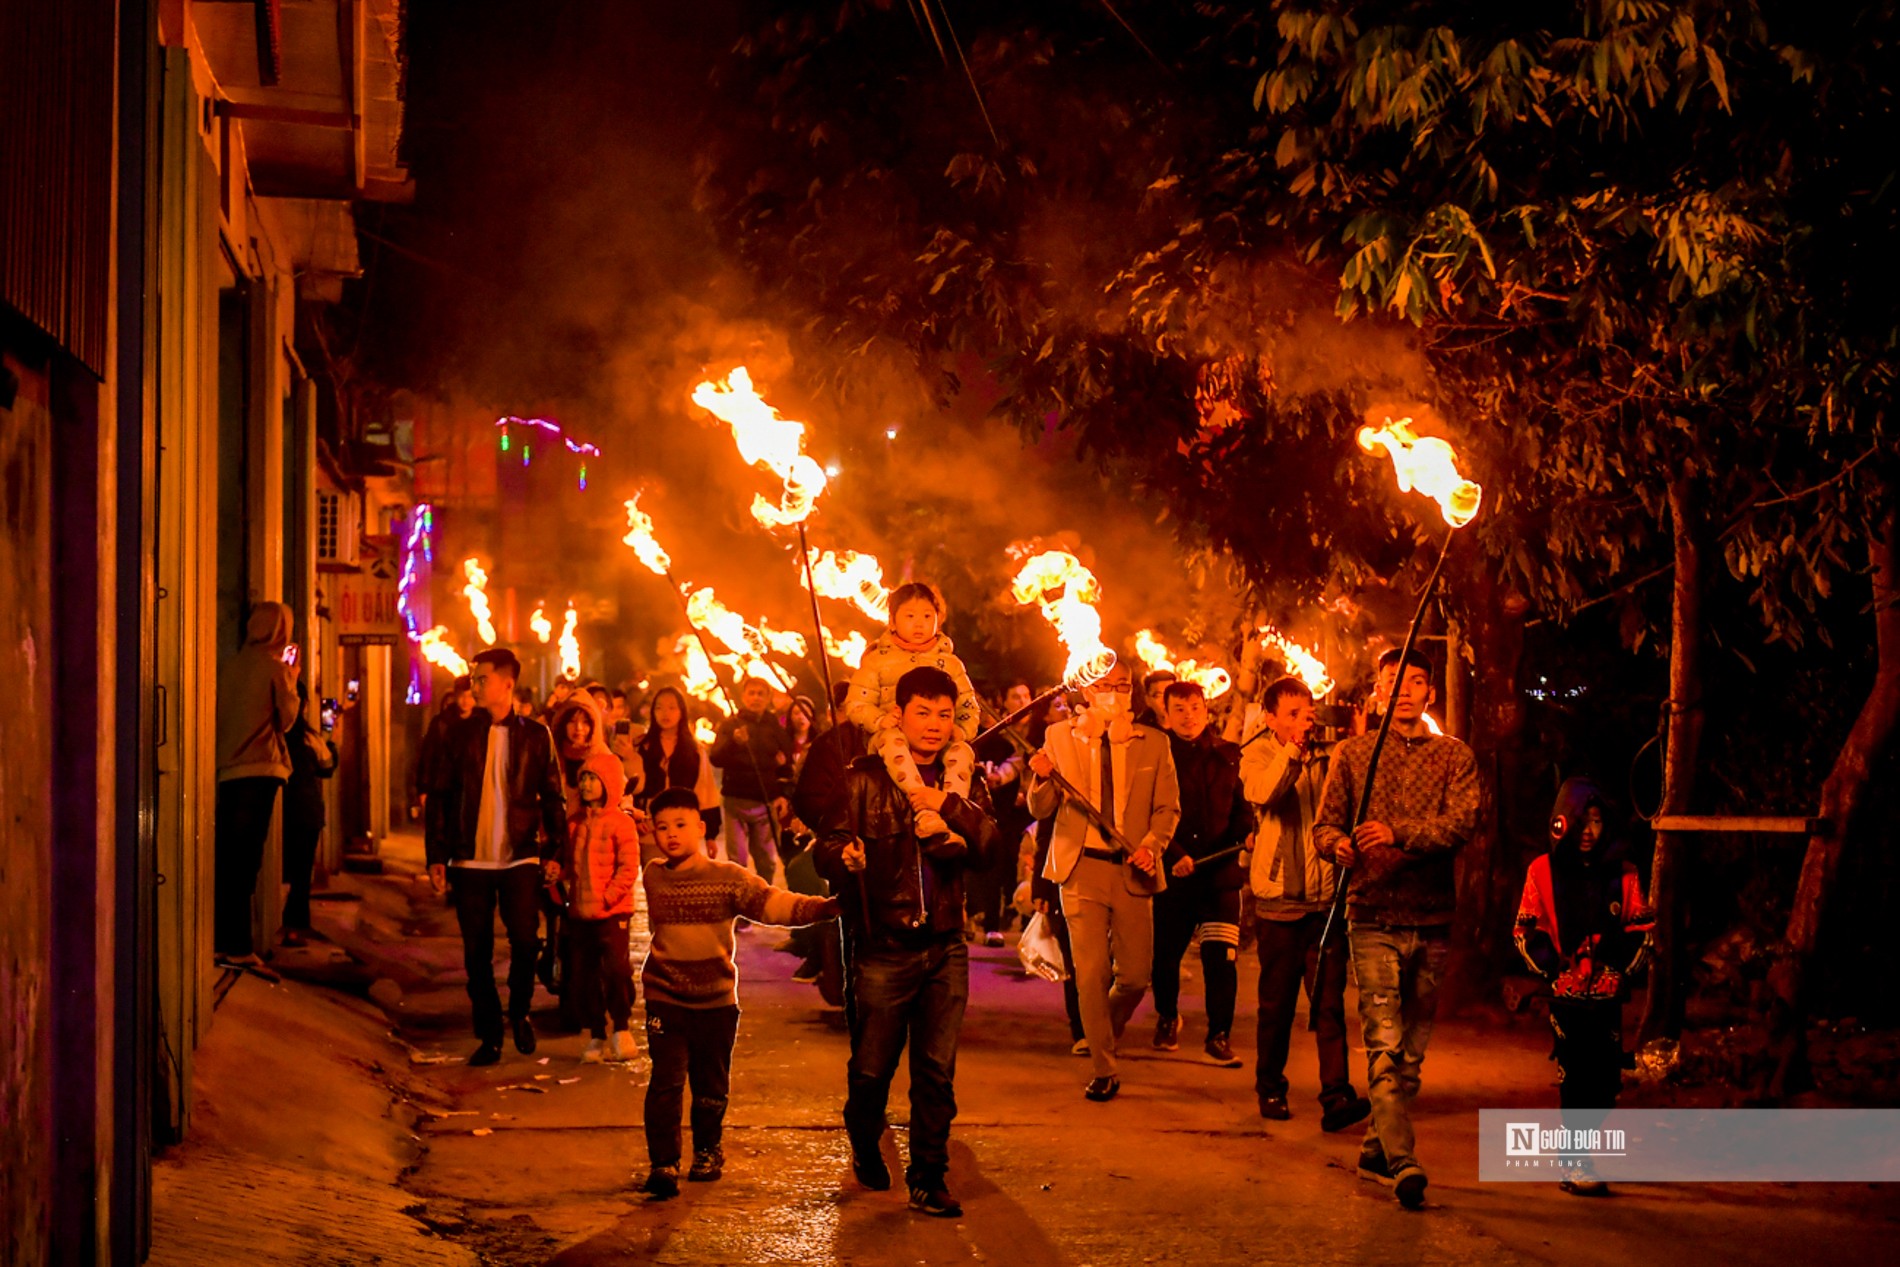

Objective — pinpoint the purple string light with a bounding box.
[495,415,602,457]
[398,502,435,704]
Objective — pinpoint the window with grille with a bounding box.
[316,490,342,562]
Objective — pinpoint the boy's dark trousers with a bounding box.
[644,1002,740,1166]
[1254,909,1355,1111]
[568,913,634,1038]
[1549,997,1624,1133]
[449,864,542,1044]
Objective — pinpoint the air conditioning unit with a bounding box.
[316,489,359,565]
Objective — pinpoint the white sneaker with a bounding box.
[610,1030,638,1062]
[581,1038,606,1063]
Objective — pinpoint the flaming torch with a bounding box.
[803,548,889,624]
[461,558,498,646]
[1319,418,1484,952]
[1254,625,1335,699]
[417,627,470,678]
[558,605,581,681]
[690,367,857,723]
[1133,628,1233,700]
[974,548,1120,746]
[530,606,552,644]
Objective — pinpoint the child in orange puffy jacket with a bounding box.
[1514,776,1654,1194]
[558,751,642,1062]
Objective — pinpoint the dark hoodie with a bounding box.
[1513,777,1655,999]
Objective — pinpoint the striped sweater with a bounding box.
[640,853,839,1008]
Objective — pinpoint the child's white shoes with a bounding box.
[581,1037,606,1063]
[610,1030,638,1063]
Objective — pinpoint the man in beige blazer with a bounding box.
[1027,660,1180,1100]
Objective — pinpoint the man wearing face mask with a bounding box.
[1314,648,1479,1209]
[1027,661,1180,1102]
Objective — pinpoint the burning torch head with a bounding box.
[1357,418,1482,528]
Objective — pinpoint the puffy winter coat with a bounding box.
[565,752,641,919]
[844,630,979,743]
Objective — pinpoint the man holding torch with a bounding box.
[1312,647,1479,1208]
[1027,659,1181,1103]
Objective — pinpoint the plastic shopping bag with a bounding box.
[1017,911,1068,983]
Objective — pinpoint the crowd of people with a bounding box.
[405,580,1655,1216]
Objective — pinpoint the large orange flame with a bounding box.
[823,628,869,668]
[691,367,830,529]
[461,558,497,645]
[804,547,889,623]
[685,587,793,688]
[1009,548,1116,686]
[1256,625,1336,698]
[621,493,674,576]
[418,627,470,677]
[529,606,552,644]
[1132,629,1233,699]
[558,605,581,680]
[673,634,731,716]
[1356,418,1482,528]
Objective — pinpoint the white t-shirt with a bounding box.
[455,723,536,870]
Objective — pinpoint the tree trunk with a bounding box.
[1762,506,1900,1099]
[1640,473,1709,1044]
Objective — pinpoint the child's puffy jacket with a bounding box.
[565,751,640,919]
[844,630,978,742]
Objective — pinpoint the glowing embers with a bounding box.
[1356,418,1482,528]
[803,547,889,623]
[691,367,830,529]
[461,557,498,645]
[1008,548,1116,687]
[1255,625,1335,699]
[621,493,674,577]
[1132,629,1232,700]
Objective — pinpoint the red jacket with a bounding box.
[565,752,640,919]
[1515,854,1653,999]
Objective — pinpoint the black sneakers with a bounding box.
[1083,1076,1120,1102]
[1257,1094,1291,1121]
[1357,1147,1395,1185]
[1321,1095,1372,1133]
[512,1017,536,1055]
[1203,1034,1243,1068]
[1152,1016,1181,1051]
[908,1186,963,1218]
[467,1041,503,1068]
[1394,1165,1428,1209]
[642,1165,680,1199]
[688,1149,724,1183]
[851,1144,892,1191]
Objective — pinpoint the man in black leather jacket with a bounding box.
[424,648,566,1065]
[814,667,998,1219]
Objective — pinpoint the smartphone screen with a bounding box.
[281,643,299,666]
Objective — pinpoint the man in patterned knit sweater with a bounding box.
[1314,647,1479,1210]
[638,787,840,1198]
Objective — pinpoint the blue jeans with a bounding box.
[844,936,969,1188]
[1349,923,1450,1174]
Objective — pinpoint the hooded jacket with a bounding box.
[565,752,641,920]
[550,694,612,816]
[216,602,302,782]
[844,629,979,743]
[814,754,999,947]
[1514,777,1654,999]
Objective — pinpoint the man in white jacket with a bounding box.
[1027,661,1180,1102]
[1240,676,1369,1132]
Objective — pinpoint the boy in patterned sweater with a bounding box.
[638,787,840,1198]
